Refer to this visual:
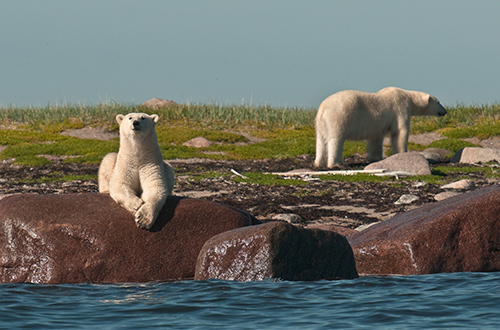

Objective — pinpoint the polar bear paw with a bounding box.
[135,204,155,230]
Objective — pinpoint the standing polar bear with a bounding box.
[314,87,447,168]
[98,112,174,230]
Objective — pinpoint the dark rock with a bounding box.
[348,185,500,275]
[0,193,254,284]
[195,221,358,281]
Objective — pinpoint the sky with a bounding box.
[1,0,500,108]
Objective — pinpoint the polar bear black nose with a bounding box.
[133,120,141,129]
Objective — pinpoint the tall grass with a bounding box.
[0,102,316,130]
[1,102,499,135]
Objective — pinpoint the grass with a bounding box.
[1,102,500,173]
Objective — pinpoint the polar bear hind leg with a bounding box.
[98,152,118,193]
[314,127,328,168]
[326,135,345,168]
[390,125,410,155]
[366,137,384,163]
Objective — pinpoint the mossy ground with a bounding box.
[1,102,500,185]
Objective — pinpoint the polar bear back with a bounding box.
[316,87,444,141]
[316,89,403,141]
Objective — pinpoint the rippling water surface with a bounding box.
[1,272,499,329]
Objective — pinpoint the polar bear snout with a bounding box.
[132,120,142,130]
[437,104,447,117]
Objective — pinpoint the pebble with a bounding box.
[394,194,419,205]
[272,213,303,224]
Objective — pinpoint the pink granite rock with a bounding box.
[195,221,358,281]
[0,193,255,284]
[348,185,500,275]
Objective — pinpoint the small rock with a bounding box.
[355,222,380,231]
[420,152,442,164]
[423,147,453,157]
[364,152,431,175]
[183,137,213,148]
[434,191,462,201]
[452,147,500,164]
[395,194,419,205]
[272,213,303,224]
[441,179,475,190]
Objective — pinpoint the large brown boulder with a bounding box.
[348,185,500,275]
[195,221,358,281]
[0,193,255,284]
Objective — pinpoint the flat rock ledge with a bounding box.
[195,221,358,281]
[348,184,500,276]
[0,194,255,284]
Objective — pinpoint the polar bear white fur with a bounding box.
[98,112,174,230]
[314,87,447,168]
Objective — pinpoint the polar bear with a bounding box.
[314,87,447,168]
[98,112,174,230]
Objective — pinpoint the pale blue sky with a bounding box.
[1,0,499,108]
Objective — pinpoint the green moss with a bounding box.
[0,136,119,165]
[225,128,315,160]
[426,138,480,152]
[156,125,247,145]
[439,122,500,140]
[233,172,309,186]
[318,173,392,182]
[18,174,97,184]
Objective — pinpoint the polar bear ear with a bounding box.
[150,114,159,124]
[116,114,125,125]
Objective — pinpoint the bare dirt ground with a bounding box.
[1,154,498,230]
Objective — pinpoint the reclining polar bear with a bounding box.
[98,112,174,230]
[314,87,447,168]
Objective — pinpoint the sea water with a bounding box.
[0,272,499,329]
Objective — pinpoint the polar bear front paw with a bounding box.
[135,204,155,230]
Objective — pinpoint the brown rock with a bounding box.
[348,185,500,275]
[0,193,255,284]
[195,221,358,281]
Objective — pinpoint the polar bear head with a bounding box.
[412,93,447,117]
[116,112,159,138]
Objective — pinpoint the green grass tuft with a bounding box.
[233,172,310,186]
[426,138,480,152]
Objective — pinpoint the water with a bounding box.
[1,272,499,329]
